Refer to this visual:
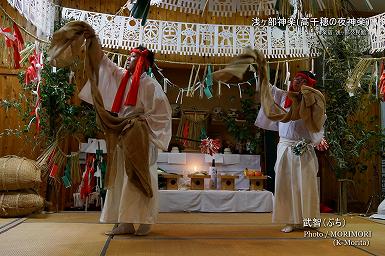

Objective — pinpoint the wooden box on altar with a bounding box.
[220,175,239,191]
[188,175,211,190]
[247,176,267,191]
[161,174,183,190]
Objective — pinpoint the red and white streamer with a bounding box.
[26,50,44,134]
[200,138,221,156]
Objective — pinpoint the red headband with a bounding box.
[294,72,317,87]
[130,48,150,71]
[111,48,151,112]
[283,72,317,108]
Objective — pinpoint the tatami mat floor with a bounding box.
[0,212,384,256]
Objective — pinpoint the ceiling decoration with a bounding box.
[368,12,385,53]
[62,7,319,58]
[6,0,55,37]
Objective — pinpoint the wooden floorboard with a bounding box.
[107,239,371,256]
[0,212,383,256]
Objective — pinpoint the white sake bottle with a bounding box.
[209,159,217,190]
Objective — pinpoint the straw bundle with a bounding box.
[0,156,42,191]
[0,190,44,217]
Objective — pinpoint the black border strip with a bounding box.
[0,218,23,229]
[100,224,117,256]
[0,217,27,235]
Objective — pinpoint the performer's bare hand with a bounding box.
[315,138,329,151]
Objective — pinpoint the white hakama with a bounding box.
[274,138,320,224]
[100,143,159,224]
[79,55,172,224]
[255,86,324,224]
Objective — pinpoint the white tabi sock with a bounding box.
[105,223,135,235]
[135,224,152,236]
[281,225,294,233]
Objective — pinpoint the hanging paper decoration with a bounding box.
[199,127,207,141]
[176,89,182,104]
[11,23,24,69]
[131,0,151,26]
[368,13,385,53]
[61,160,72,188]
[95,149,106,191]
[310,58,314,74]
[0,24,23,69]
[193,65,201,95]
[98,33,302,102]
[248,64,259,91]
[200,137,221,156]
[25,50,43,84]
[237,84,242,98]
[13,22,24,50]
[62,7,320,58]
[273,62,280,87]
[255,74,260,91]
[80,155,96,199]
[182,120,190,146]
[0,27,15,41]
[284,61,290,90]
[6,0,55,37]
[150,0,163,5]
[147,67,154,78]
[204,85,213,99]
[163,78,168,93]
[24,49,44,134]
[187,65,195,96]
[204,64,213,99]
[69,71,75,84]
[199,82,204,98]
[49,164,59,178]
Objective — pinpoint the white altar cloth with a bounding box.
[158,190,273,212]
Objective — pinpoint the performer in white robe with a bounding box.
[255,71,328,233]
[78,45,172,236]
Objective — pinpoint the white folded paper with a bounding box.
[168,153,187,164]
[80,138,107,153]
[204,154,224,163]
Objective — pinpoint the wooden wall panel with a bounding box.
[349,99,382,211]
[0,68,41,159]
[0,2,42,159]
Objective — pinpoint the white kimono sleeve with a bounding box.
[309,114,327,145]
[139,77,172,151]
[78,55,125,112]
[254,85,286,131]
